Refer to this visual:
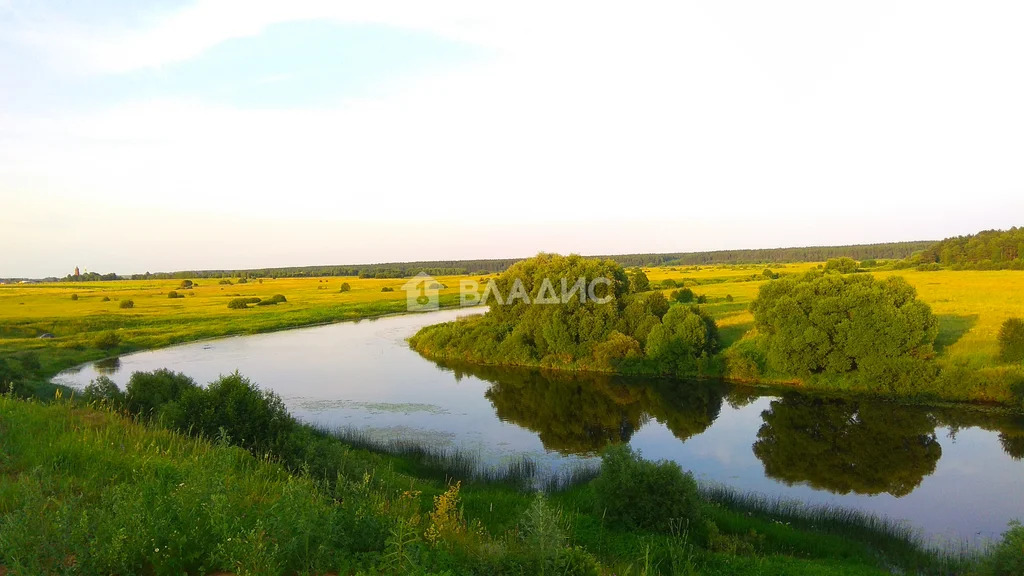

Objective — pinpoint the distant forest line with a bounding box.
[15,228,1023,282]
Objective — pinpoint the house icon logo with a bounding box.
[402,272,440,312]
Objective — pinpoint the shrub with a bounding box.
[645,305,719,375]
[762,268,779,280]
[593,445,703,532]
[218,279,233,285]
[670,288,694,303]
[986,521,1024,576]
[381,286,394,292]
[227,297,261,309]
[124,369,198,419]
[101,296,111,302]
[167,291,183,299]
[70,293,78,301]
[119,299,134,309]
[93,331,120,350]
[170,373,294,455]
[178,280,193,289]
[725,294,734,302]
[661,278,678,288]
[750,272,938,387]
[339,282,351,292]
[825,257,859,274]
[629,268,651,293]
[82,376,124,407]
[255,294,287,306]
[998,318,1024,363]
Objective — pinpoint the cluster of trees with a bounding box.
[60,271,120,282]
[410,254,720,377]
[53,239,943,284]
[917,227,1024,269]
[748,271,939,391]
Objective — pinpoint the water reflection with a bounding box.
[93,357,121,375]
[753,395,942,497]
[438,362,724,454]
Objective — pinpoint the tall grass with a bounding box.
[700,483,980,573]
[326,426,599,491]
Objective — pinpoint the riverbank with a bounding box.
[0,392,989,575]
[410,266,1024,410]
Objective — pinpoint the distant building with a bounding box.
[74,266,80,278]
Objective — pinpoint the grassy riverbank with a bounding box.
[0,393,991,575]
[412,264,1024,408]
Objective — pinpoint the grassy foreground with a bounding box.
[0,393,982,576]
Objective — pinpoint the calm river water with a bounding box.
[53,309,1024,545]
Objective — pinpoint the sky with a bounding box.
[1,1,1023,278]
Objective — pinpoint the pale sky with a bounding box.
[2,1,1023,277]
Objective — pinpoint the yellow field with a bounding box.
[0,274,484,377]
[2,265,1021,386]
[644,265,1024,368]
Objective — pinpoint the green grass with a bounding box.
[0,394,985,575]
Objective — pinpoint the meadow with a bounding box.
[2,264,1022,404]
[0,274,484,389]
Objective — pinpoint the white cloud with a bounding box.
[3,1,1024,276]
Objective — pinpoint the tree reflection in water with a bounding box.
[438,362,724,454]
[753,395,942,497]
[428,360,1024,494]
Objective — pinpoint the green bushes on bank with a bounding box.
[593,444,703,534]
[749,272,938,391]
[410,254,720,379]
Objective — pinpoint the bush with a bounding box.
[119,299,134,309]
[725,294,734,302]
[237,278,248,284]
[70,293,78,301]
[381,286,394,292]
[124,369,198,419]
[824,257,859,274]
[93,331,120,350]
[998,318,1024,363]
[762,268,779,280]
[592,444,703,532]
[101,296,111,302]
[986,521,1024,576]
[339,282,351,292]
[178,280,193,289]
[255,294,287,306]
[167,291,185,299]
[227,297,261,309]
[750,272,938,387]
[670,288,694,303]
[629,268,651,293]
[218,279,233,285]
[170,372,295,454]
[82,376,124,407]
[645,305,719,375]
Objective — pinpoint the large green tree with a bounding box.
[750,272,938,389]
